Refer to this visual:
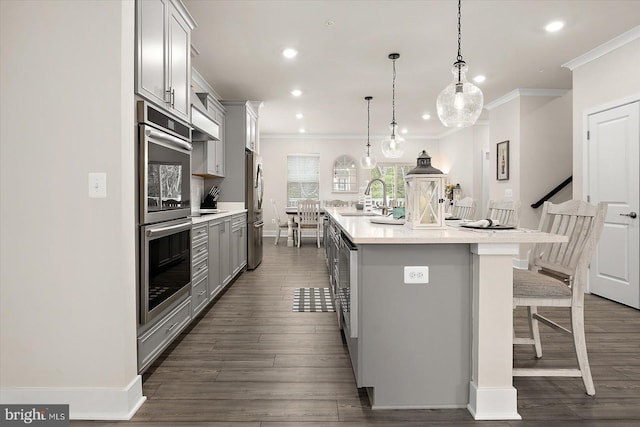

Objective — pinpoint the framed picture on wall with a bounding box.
[496,140,509,181]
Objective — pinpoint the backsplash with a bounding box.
[191,176,205,212]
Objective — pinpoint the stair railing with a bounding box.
[531,176,573,208]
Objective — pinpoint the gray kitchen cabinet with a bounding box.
[191,223,208,316]
[193,93,225,177]
[137,296,191,372]
[192,139,224,178]
[208,219,222,298]
[221,218,231,286]
[136,0,195,122]
[239,219,247,269]
[231,213,247,276]
[218,101,260,203]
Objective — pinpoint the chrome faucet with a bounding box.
[364,178,389,215]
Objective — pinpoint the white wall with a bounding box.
[438,123,490,219]
[572,38,640,198]
[260,136,439,235]
[487,92,573,262]
[520,92,573,230]
[0,0,142,418]
[488,98,521,203]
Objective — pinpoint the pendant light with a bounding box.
[381,53,405,158]
[436,0,483,128]
[360,96,377,169]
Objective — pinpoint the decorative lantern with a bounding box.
[404,151,447,229]
[453,183,462,201]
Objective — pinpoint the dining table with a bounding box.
[284,207,326,247]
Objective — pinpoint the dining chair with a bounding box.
[451,197,476,220]
[512,200,607,396]
[296,199,321,248]
[485,199,521,226]
[271,198,290,246]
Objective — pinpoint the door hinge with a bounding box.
[587,195,591,202]
[587,130,590,140]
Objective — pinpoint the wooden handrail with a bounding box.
[531,176,573,208]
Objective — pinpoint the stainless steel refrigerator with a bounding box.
[245,150,263,269]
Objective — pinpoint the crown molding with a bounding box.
[484,88,569,111]
[191,68,222,101]
[562,25,640,71]
[260,133,439,141]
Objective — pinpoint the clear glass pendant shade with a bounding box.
[381,124,405,158]
[437,63,483,128]
[360,152,377,169]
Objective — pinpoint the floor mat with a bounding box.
[292,287,335,312]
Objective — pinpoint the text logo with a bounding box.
[1,405,69,426]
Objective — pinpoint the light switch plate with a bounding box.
[404,266,429,284]
[89,172,107,198]
[504,188,513,198]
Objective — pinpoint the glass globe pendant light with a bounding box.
[436,0,483,128]
[360,96,377,169]
[381,53,405,158]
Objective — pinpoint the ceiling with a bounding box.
[184,0,640,139]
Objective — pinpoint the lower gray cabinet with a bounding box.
[221,217,231,286]
[137,297,191,372]
[208,220,223,298]
[191,223,209,317]
[231,213,247,275]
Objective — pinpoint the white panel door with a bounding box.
[588,101,639,309]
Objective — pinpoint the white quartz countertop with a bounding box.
[326,208,566,245]
[190,209,247,225]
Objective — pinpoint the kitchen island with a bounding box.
[324,208,567,420]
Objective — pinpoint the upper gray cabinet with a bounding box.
[333,155,358,193]
[136,0,196,122]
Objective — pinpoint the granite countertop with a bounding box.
[325,208,567,245]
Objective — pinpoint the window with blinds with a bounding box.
[287,154,320,207]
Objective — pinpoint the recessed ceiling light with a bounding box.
[291,89,302,97]
[295,113,304,119]
[473,75,486,83]
[282,48,298,59]
[545,21,564,32]
[422,113,431,120]
[401,128,408,134]
[299,128,306,133]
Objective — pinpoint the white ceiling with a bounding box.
[184,0,640,139]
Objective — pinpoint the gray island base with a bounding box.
[355,244,470,408]
[325,208,567,420]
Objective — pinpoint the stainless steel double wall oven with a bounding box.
[137,101,193,324]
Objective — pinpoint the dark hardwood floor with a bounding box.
[73,238,640,426]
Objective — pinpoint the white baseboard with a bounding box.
[467,382,521,420]
[0,375,146,420]
[513,257,529,269]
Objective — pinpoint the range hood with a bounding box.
[191,104,219,141]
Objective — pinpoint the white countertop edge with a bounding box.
[191,209,248,224]
[325,208,566,245]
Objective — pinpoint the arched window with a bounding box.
[332,155,357,193]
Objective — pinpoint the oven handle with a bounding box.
[147,220,192,238]
[145,127,193,151]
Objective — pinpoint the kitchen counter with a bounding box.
[324,208,566,420]
[327,207,560,245]
[190,208,248,225]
